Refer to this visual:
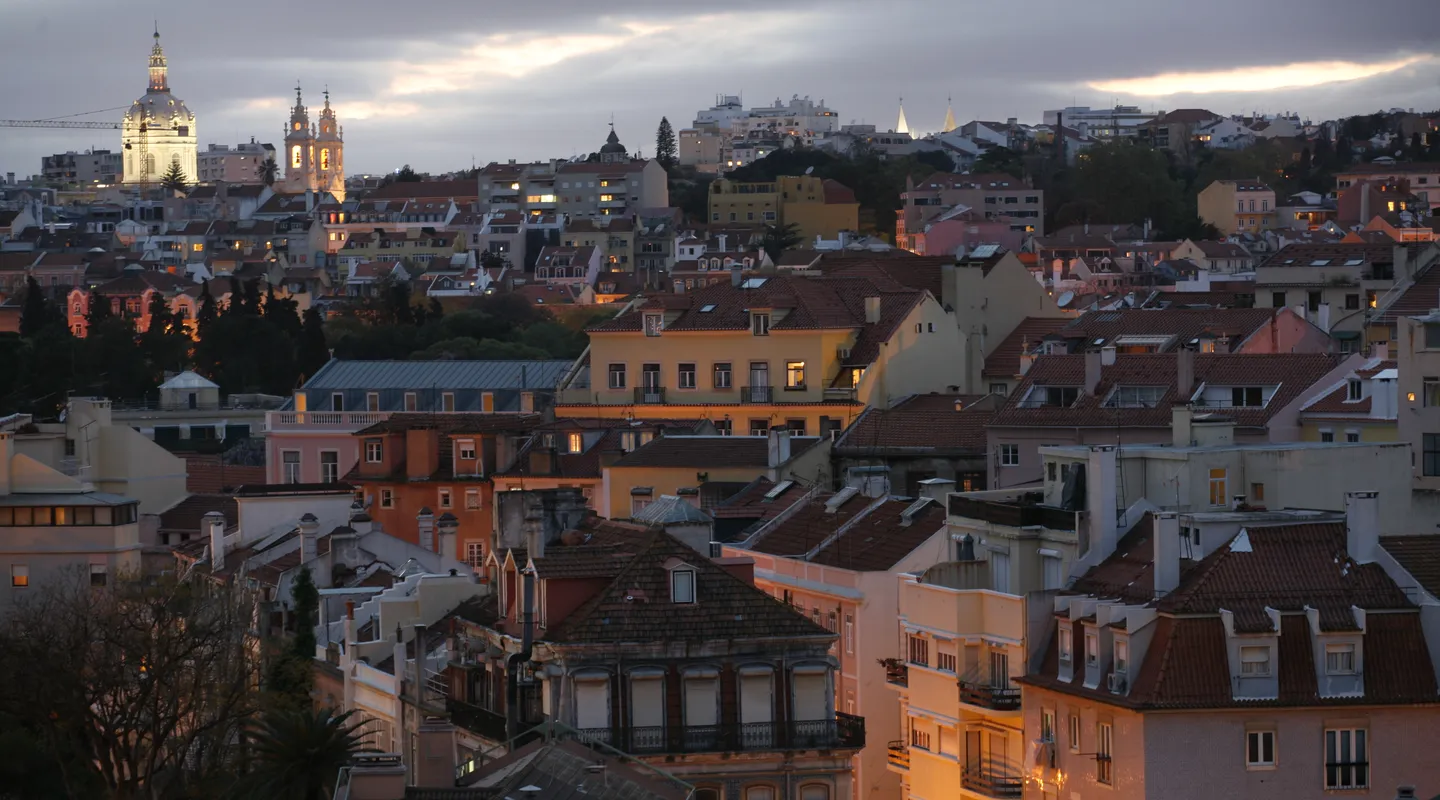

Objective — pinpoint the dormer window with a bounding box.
[1084,631,1098,666]
[670,568,696,604]
[1114,639,1129,674]
[1058,627,1073,662]
[751,312,771,336]
[1347,379,1363,401]
[1240,645,1271,676]
[643,313,663,337]
[1325,643,1356,674]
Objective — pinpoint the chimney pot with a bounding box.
[1085,349,1103,395]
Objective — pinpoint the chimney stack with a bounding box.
[1153,511,1180,598]
[767,428,793,468]
[1172,404,1194,447]
[349,501,373,535]
[416,507,435,552]
[1345,490,1380,564]
[1176,344,1195,399]
[1085,446,1118,563]
[1085,349,1103,395]
[298,512,320,564]
[730,266,743,286]
[864,295,881,324]
[205,511,227,565]
[0,432,12,495]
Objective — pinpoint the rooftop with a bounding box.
[610,435,820,469]
[835,393,996,454]
[301,359,573,391]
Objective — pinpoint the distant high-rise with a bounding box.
[122,27,197,185]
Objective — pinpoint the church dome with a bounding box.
[600,127,626,154]
[125,92,195,126]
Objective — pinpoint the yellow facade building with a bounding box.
[708,176,860,239]
[1297,354,1398,443]
[557,273,968,435]
[1197,179,1277,235]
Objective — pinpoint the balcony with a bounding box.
[962,768,1024,799]
[446,699,508,743]
[633,386,666,404]
[741,385,774,404]
[882,659,908,687]
[959,680,1021,712]
[575,714,864,756]
[823,387,858,402]
[887,740,910,770]
[268,410,390,431]
[948,494,1076,531]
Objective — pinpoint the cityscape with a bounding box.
[2,7,1440,800]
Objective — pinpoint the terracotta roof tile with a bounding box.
[364,180,477,201]
[1301,358,1394,416]
[1381,536,1440,598]
[709,476,810,521]
[1375,262,1440,324]
[809,497,946,570]
[983,317,1070,378]
[611,435,819,469]
[1048,307,1280,352]
[1259,242,1396,269]
[158,494,237,534]
[835,394,996,453]
[749,493,870,557]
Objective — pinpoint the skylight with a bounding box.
[1343,258,1365,266]
[740,278,767,289]
[699,304,717,312]
[1310,259,1331,266]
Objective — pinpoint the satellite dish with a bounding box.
[805,166,815,175]
[1057,290,1075,307]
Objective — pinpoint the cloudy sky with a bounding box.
[2,0,1438,177]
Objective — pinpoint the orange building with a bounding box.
[348,414,543,569]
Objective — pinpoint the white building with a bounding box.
[122,29,197,186]
[196,140,275,185]
[1042,105,1156,140]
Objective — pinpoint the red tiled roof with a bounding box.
[821,179,857,204]
[1193,241,1251,259]
[749,493,870,557]
[1381,536,1440,598]
[991,352,1348,430]
[809,497,946,570]
[364,180,477,201]
[181,455,266,494]
[836,393,996,453]
[1301,358,1394,416]
[611,435,819,469]
[1375,262,1440,324]
[1050,307,1281,351]
[1259,242,1396,269]
[827,256,953,299]
[158,494,238,534]
[982,317,1069,378]
[709,476,810,520]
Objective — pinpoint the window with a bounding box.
[678,363,696,390]
[1426,323,1440,349]
[713,362,732,389]
[608,363,626,390]
[567,432,583,454]
[786,418,806,435]
[1059,627,1073,662]
[799,786,828,800]
[844,614,854,653]
[1346,431,1360,443]
[1425,434,1440,477]
[1245,730,1276,768]
[670,568,696,603]
[365,439,383,463]
[320,451,339,484]
[1325,728,1368,789]
[751,312,770,336]
[458,440,476,460]
[331,392,345,411]
[442,392,455,412]
[1251,482,1265,502]
[1325,643,1356,674]
[366,392,380,412]
[438,488,453,509]
[937,650,957,673]
[465,542,485,570]
[1240,645,1271,676]
[643,313,663,336]
[282,451,301,484]
[1096,722,1113,785]
[1424,378,1440,407]
[714,419,732,435]
[999,444,1019,467]
[465,488,481,510]
[989,382,1007,395]
[1271,291,1286,308]
[1114,639,1129,673]
[89,563,107,587]
[1347,379,1363,401]
[1231,387,1264,407]
[1043,554,1063,590]
[11,565,28,588]
[1084,631,1098,666]
[380,488,394,509]
[907,635,929,667]
[1208,468,1228,506]
[909,722,931,751]
[1320,430,1334,443]
[1345,293,1360,310]
[1106,385,1165,408]
[481,393,494,413]
[1068,714,1081,752]
[749,419,769,436]
[989,550,1011,594]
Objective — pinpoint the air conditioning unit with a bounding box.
[1107,673,1127,693]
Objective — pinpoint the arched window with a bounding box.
[291,145,302,169]
[799,785,830,800]
[320,148,330,171]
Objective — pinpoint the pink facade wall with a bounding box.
[265,432,360,484]
[921,219,1024,257]
[1235,312,1334,355]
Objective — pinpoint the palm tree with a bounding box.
[239,707,372,800]
[257,156,279,187]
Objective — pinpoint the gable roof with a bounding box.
[1047,307,1281,352]
[302,359,573,391]
[982,317,1070,378]
[611,435,820,469]
[364,180,477,201]
[1259,242,1396,269]
[835,393,996,453]
[1300,358,1395,416]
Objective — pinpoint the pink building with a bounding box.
[1020,496,1440,799]
[909,213,1025,258]
[723,480,957,800]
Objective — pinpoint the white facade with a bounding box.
[122,29,197,185]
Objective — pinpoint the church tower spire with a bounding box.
[942,96,957,133]
[895,97,910,135]
[148,25,168,92]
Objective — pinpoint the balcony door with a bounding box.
[641,364,662,403]
[748,362,770,403]
[989,651,1010,689]
[739,669,774,749]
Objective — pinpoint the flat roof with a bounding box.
[1039,440,1408,458]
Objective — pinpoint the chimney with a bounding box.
[1176,345,1195,399]
[919,477,955,502]
[392,626,407,694]
[406,429,441,480]
[1085,446,1118,563]
[1084,349,1103,395]
[1153,511,1180,598]
[1172,404,1194,447]
[713,556,755,585]
[864,295,881,324]
[1019,352,1036,376]
[437,512,458,562]
[349,502,373,535]
[205,511,226,565]
[717,233,728,252]
[412,505,438,552]
[730,266,743,286]
[305,189,315,212]
[298,512,320,564]
[415,721,458,788]
[767,428,793,468]
[1372,373,1398,420]
[1345,490,1380,564]
[1371,340,1390,360]
[956,533,977,561]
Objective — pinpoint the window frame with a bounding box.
[380,488,394,509]
[678,362,697,390]
[785,360,806,390]
[11,564,28,588]
[1239,645,1271,676]
[364,439,383,463]
[607,363,627,390]
[1324,728,1368,790]
[438,487,453,510]
[319,450,340,484]
[670,568,696,604]
[751,312,771,336]
[281,450,302,484]
[713,362,732,389]
[1325,643,1356,675]
[1058,626,1073,663]
[464,488,482,510]
[1096,721,1114,785]
[1246,729,1276,769]
[1068,714,1081,753]
[1208,468,1228,506]
[999,443,1019,467]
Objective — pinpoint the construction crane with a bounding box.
[0,106,153,186]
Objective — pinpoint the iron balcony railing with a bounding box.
[574,714,864,756]
[959,679,1022,711]
[446,699,509,743]
[741,385,774,404]
[962,767,1024,798]
[633,386,666,404]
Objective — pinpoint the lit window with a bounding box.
[785,360,806,389]
[568,432,584,454]
[481,393,494,413]
[291,145,302,168]
[11,565,28,588]
[1208,468,1228,506]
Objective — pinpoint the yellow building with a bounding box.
[708,176,860,239]
[1298,354,1398,443]
[558,273,968,435]
[1197,179,1277,235]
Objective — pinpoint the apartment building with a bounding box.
[898,173,1045,251]
[1197,180,1277,236]
[1297,353,1398,443]
[41,149,124,185]
[445,523,865,800]
[1335,162,1440,209]
[264,359,570,486]
[724,482,955,800]
[708,176,860,239]
[1021,492,1439,799]
[561,273,966,436]
[987,351,1361,487]
[562,217,636,271]
[1042,106,1157,140]
[196,141,276,185]
[834,394,999,496]
[476,154,669,221]
[1254,242,1438,335]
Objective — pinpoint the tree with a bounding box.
[256,156,279,187]
[197,279,218,331]
[240,708,371,800]
[266,567,319,706]
[0,569,260,798]
[262,286,303,341]
[297,307,330,380]
[160,161,189,193]
[19,277,62,338]
[84,291,113,329]
[760,222,804,263]
[394,164,421,183]
[1066,140,1184,230]
[655,117,678,171]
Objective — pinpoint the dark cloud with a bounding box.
[1,0,1436,175]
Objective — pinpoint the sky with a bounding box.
[2,0,1438,177]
